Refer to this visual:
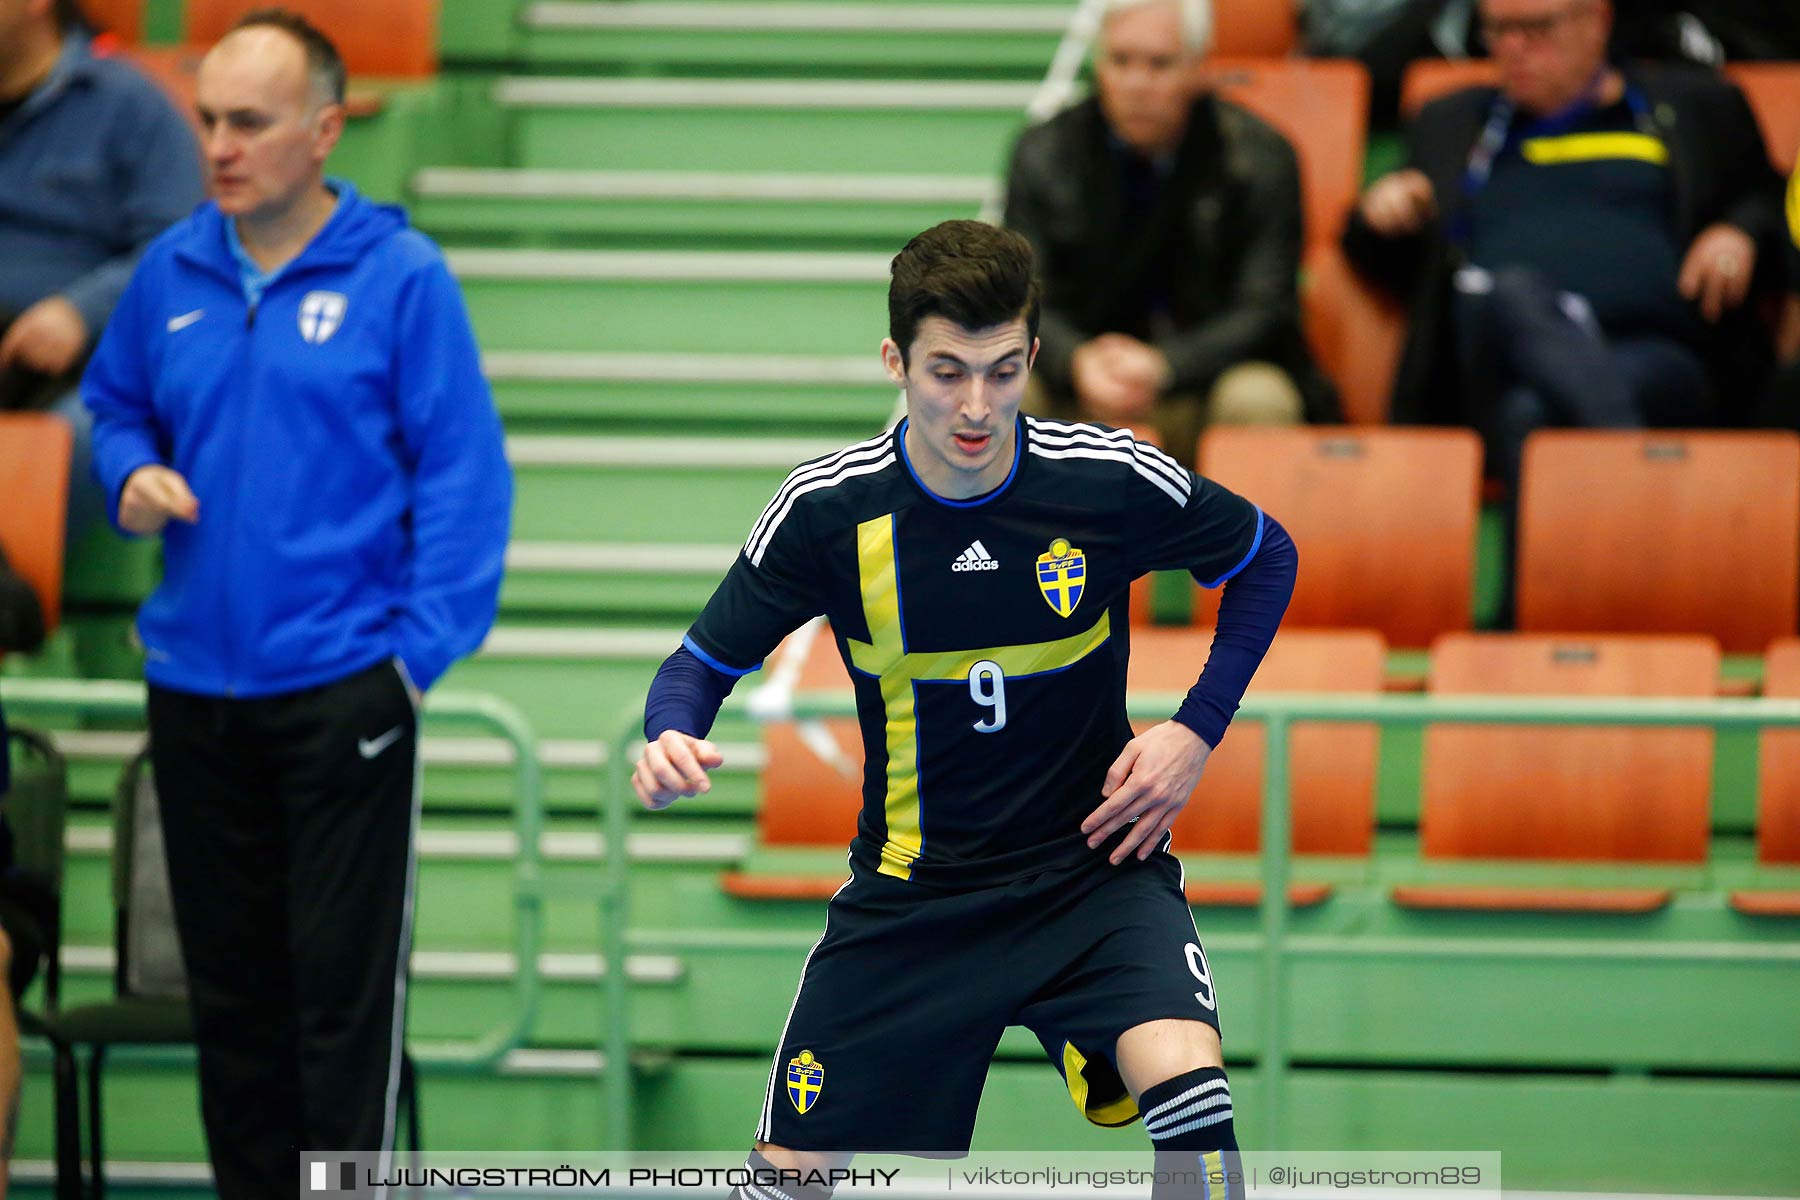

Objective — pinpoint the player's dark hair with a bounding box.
[888,220,1041,366]
[228,7,347,106]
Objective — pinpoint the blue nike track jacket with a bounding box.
[83,182,512,697]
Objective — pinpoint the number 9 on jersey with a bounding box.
[969,659,1006,733]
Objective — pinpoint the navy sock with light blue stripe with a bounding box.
[1144,1067,1242,1199]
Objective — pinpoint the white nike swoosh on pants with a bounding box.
[358,727,404,759]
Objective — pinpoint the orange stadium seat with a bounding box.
[1399,58,1500,119]
[720,626,861,900]
[1725,63,1800,173]
[1397,633,1719,914]
[1211,0,1300,58]
[185,0,438,77]
[0,413,74,641]
[1210,57,1370,255]
[1733,638,1800,916]
[1194,426,1482,648]
[113,44,204,143]
[1515,431,1800,654]
[1301,246,1405,424]
[1130,627,1384,906]
[82,0,144,42]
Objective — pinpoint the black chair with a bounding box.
[2,724,74,1198]
[39,743,191,1199]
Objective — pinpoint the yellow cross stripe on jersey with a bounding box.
[1519,131,1668,166]
[1788,168,1800,250]
[845,514,1112,880]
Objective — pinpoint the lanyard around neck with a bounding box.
[1452,67,1654,244]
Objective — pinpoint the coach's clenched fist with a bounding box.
[118,464,200,536]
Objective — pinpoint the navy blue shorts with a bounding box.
[755,849,1223,1152]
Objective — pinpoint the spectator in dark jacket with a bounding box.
[1343,0,1783,492]
[1006,0,1337,468]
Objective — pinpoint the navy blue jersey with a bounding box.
[687,416,1262,886]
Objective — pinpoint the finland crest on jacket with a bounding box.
[298,291,347,344]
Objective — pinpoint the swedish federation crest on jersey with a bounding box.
[1035,538,1086,617]
[298,291,347,344]
[787,1050,825,1114]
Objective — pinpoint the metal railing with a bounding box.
[2,677,547,1072]
[601,689,1800,1148]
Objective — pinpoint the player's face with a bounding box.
[196,28,342,222]
[1481,0,1610,116]
[1096,0,1201,159]
[886,315,1038,501]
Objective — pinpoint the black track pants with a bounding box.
[148,659,419,1199]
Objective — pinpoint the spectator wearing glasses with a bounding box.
[1344,0,1784,499]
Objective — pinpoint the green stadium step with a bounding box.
[505,434,844,541]
[450,248,890,353]
[13,659,1768,833]
[19,712,764,814]
[442,623,701,742]
[62,525,160,609]
[504,541,730,617]
[41,874,1800,1066]
[475,1,1065,74]
[44,793,1800,1067]
[481,350,895,434]
[490,77,1038,173]
[48,811,748,935]
[412,167,989,247]
[15,1017,1800,1187]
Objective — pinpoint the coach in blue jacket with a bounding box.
[82,12,510,1196]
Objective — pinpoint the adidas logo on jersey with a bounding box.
[952,540,1001,572]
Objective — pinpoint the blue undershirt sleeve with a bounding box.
[1171,514,1298,748]
[644,644,740,742]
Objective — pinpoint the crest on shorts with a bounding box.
[1035,538,1086,618]
[787,1050,824,1114]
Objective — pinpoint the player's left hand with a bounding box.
[0,295,88,375]
[1083,721,1212,865]
[1679,223,1757,323]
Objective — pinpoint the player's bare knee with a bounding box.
[1116,1017,1224,1095]
[0,926,12,979]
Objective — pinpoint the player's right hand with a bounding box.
[1358,169,1436,237]
[118,465,200,536]
[632,729,724,810]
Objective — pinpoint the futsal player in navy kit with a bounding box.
[635,221,1295,1190]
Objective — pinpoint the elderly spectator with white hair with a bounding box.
[1005,0,1338,467]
